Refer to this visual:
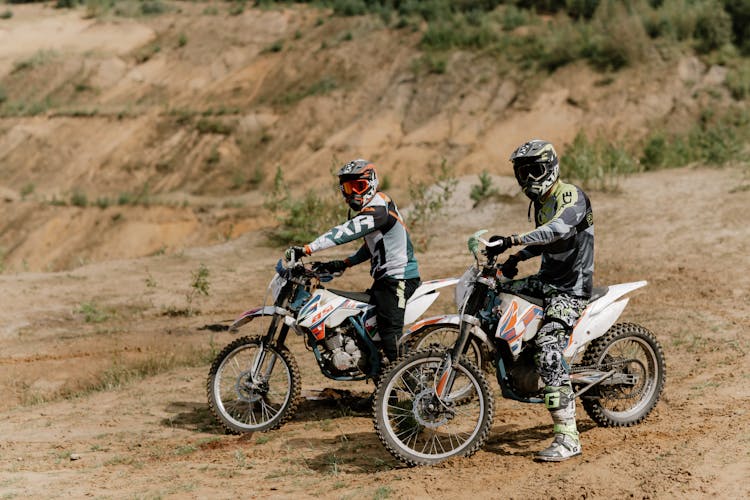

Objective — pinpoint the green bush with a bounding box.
[693,0,732,53]
[726,60,750,99]
[420,16,499,50]
[562,132,637,191]
[264,167,347,245]
[581,0,650,70]
[470,171,500,207]
[723,0,750,53]
[640,109,750,169]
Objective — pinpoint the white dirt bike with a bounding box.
[373,230,666,466]
[206,256,459,434]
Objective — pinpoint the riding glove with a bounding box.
[314,260,347,274]
[500,254,520,278]
[486,235,513,258]
[284,246,307,262]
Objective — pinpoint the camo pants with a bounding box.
[501,276,588,387]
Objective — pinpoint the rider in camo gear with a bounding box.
[486,139,594,462]
[285,159,421,365]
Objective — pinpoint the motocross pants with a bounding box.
[370,276,420,364]
[503,275,588,446]
[501,275,588,387]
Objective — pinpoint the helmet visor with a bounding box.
[341,179,370,195]
[515,162,547,183]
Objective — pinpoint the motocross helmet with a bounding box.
[337,159,378,211]
[509,139,559,201]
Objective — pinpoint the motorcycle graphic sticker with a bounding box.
[497,299,544,354]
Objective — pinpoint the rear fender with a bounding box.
[403,278,459,325]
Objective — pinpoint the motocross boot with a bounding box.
[535,385,582,462]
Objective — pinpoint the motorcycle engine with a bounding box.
[321,326,365,375]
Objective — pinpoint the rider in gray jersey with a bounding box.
[286,160,420,365]
[485,139,594,462]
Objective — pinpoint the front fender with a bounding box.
[229,306,281,332]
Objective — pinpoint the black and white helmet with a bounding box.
[509,139,559,200]
[337,159,379,211]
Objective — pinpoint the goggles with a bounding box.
[341,179,370,195]
[515,162,547,183]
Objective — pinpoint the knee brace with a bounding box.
[544,385,576,422]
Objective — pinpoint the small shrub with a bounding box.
[95,197,111,209]
[726,60,750,99]
[78,302,110,323]
[470,171,500,207]
[184,263,210,315]
[581,1,650,70]
[405,159,458,248]
[0,86,6,104]
[70,191,88,207]
[20,183,35,199]
[562,132,637,190]
[196,118,234,135]
[275,76,338,106]
[693,0,732,53]
[264,167,347,245]
[12,50,58,73]
[0,9,13,19]
[178,33,188,47]
[332,0,368,16]
[263,40,284,53]
[141,1,167,15]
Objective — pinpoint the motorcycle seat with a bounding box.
[328,289,372,304]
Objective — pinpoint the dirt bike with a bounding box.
[372,230,666,466]
[206,256,460,434]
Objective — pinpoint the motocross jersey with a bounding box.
[514,181,594,298]
[305,192,420,280]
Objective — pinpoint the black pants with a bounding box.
[370,276,420,363]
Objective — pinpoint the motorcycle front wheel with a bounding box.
[405,325,486,403]
[207,336,301,433]
[580,322,666,427]
[373,348,493,467]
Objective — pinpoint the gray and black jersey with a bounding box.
[306,192,420,281]
[514,181,594,298]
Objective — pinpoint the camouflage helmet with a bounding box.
[337,159,379,211]
[509,139,559,200]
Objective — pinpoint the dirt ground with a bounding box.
[1,3,749,499]
[1,165,748,499]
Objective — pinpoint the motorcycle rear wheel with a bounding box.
[580,322,666,427]
[207,336,301,433]
[373,348,493,466]
[406,325,484,369]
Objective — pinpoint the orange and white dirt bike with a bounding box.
[206,256,460,434]
[373,230,666,466]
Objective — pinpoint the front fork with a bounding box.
[435,278,490,399]
[249,316,290,386]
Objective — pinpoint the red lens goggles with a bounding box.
[341,179,370,195]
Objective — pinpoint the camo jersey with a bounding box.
[305,192,420,280]
[513,181,594,298]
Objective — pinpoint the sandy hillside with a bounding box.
[0,3,736,272]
